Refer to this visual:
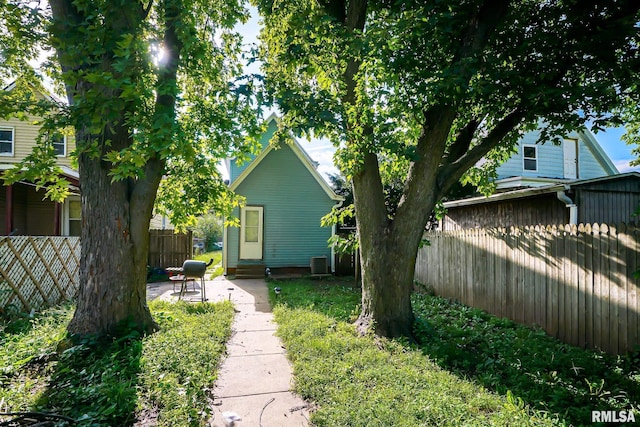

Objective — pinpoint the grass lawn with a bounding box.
[193,250,222,266]
[267,277,640,427]
[0,300,234,426]
[194,250,223,279]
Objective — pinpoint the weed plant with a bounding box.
[412,296,640,426]
[268,279,639,426]
[0,300,234,426]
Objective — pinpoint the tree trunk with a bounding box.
[352,153,421,339]
[355,237,417,339]
[67,130,159,337]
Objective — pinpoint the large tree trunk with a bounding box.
[355,236,418,339]
[51,0,179,338]
[67,129,159,337]
[352,153,423,339]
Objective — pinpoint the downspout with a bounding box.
[556,186,578,225]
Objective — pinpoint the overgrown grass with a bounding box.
[268,278,640,426]
[193,250,222,267]
[0,300,234,426]
[194,251,223,280]
[412,296,640,426]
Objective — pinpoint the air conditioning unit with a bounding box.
[310,256,328,275]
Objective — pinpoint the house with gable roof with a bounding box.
[0,82,80,236]
[440,127,640,230]
[493,127,618,190]
[223,114,343,278]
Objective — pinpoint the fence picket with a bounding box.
[416,222,639,355]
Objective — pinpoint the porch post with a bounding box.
[54,202,62,236]
[5,184,12,235]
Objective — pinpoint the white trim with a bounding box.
[240,206,263,260]
[230,115,343,202]
[222,220,228,275]
[444,172,640,209]
[522,144,538,172]
[495,176,571,190]
[52,133,67,157]
[63,196,81,236]
[577,129,618,174]
[0,126,15,156]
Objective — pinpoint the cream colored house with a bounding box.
[0,83,80,236]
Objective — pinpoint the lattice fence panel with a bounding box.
[0,236,80,313]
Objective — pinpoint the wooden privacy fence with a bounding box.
[148,229,193,269]
[0,236,80,313]
[415,223,640,355]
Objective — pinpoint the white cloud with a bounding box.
[614,159,640,173]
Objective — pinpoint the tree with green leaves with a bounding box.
[1,0,261,337]
[193,213,224,251]
[257,0,640,339]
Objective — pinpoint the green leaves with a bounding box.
[1,0,267,230]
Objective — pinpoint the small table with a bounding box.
[166,267,198,300]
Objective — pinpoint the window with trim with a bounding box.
[0,127,14,155]
[51,132,66,157]
[67,199,81,236]
[523,145,537,171]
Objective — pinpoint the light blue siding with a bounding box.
[230,121,277,183]
[577,137,608,179]
[496,129,611,180]
[227,143,336,268]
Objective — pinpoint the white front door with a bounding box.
[240,206,263,260]
[563,138,578,179]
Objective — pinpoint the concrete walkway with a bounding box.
[147,277,310,426]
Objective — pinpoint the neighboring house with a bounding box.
[440,127,636,230]
[0,83,79,236]
[441,172,640,230]
[223,115,343,278]
[494,127,618,190]
[149,212,175,230]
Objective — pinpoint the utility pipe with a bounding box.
[556,189,578,225]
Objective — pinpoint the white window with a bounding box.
[523,145,537,172]
[0,127,14,156]
[64,198,81,236]
[51,132,66,157]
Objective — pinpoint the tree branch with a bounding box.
[452,0,510,66]
[318,0,345,23]
[436,108,527,193]
[142,0,154,19]
[444,117,482,164]
[130,0,181,243]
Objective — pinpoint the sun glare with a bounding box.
[150,42,168,67]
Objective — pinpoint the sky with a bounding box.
[233,8,639,181]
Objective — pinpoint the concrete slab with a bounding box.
[233,312,277,332]
[147,277,313,426]
[226,330,285,355]
[210,392,309,427]
[215,353,294,397]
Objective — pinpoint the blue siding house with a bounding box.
[495,127,618,190]
[439,126,630,230]
[223,115,342,277]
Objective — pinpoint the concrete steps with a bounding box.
[235,264,266,279]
